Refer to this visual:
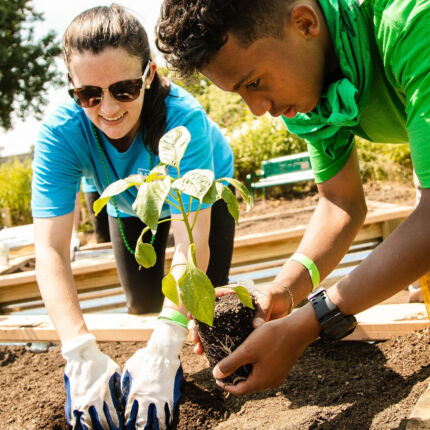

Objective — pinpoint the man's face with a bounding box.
[201,29,327,118]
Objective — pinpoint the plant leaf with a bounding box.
[93,173,146,215]
[132,176,171,231]
[135,241,157,268]
[162,272,179,306]
[217,177,253,211]
[178,244,215,326]
[202,182,219,205]
[216,183,239,225]
[231,285,254,309]
[146,164,167,182]
[172,169,214,202]
[159,126,191,168]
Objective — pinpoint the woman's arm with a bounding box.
[34,212,89,342]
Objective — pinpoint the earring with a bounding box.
[146,84,151,89]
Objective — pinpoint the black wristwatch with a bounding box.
[308,287,357,341]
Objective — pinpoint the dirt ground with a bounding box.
[1,329,430,430]
[1,180,426,430]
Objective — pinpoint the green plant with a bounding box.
[0,156,33,226]
[94,126,254,326]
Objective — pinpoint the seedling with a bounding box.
[94,126,254,326]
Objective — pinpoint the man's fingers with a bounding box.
[216,375,260,396]
[253,294,271,328]
[213,344,251,380]
[193,342,204,355]
[214,286,236,298]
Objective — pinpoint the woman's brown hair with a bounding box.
[63,4,170,153]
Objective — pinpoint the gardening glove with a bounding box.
[121,320,187,430]
[70,230,80,262]
[62,333,123,430]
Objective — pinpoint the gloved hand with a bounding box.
[70,230,81,262]
[121,320,187,429]
[62,333,123,430]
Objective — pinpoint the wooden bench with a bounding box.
[246,152,314,200]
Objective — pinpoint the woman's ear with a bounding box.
[289,4,320,39]
[146,62,158,87]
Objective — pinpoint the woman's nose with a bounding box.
[98,89,120,115]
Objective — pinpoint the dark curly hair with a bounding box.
[156,0,290,77]
[63,4,170,153]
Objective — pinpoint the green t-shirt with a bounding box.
[308,0,430,187]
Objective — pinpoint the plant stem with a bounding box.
[166,191,181,211]
[191,201,202,231]
[177,191,194,245]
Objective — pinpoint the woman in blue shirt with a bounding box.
[31,5,234,429]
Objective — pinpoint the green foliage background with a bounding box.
[0,0,62,130]
[0,156,33,226]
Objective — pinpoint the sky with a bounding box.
[0,0,163,157]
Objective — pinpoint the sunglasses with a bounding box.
[68,61,150,108]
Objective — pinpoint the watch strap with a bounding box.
[309,287,357,341]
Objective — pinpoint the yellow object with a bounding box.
[419,274,430,320]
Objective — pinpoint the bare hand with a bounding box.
[253,281,294,327]
[212,304,320,395]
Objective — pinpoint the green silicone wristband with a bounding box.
[290,253,320,290]
[157,308,188,330]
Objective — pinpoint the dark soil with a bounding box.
[1,327,430,430]
[195,294,257,385]
[0,180,423,429]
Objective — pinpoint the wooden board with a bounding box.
[344,303,429,341]
[0,313,158,342]
[0,204,412,306]
[0,303,427,343]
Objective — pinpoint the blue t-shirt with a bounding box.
[81,177,98,194]
[32,83,234,219]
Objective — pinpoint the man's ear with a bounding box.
[289,4,320,39]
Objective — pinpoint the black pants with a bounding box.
[84,192,111,243]
[108,197,235,314]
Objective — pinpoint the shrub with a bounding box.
[0,156,33,226]
[356,137,412,183]
[226,116,307,182]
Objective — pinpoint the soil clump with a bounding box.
[195,294,257,385]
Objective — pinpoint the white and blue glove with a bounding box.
[121,320,187,429]
[62,333,123,430]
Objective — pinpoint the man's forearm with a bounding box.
[36,248,88,342]
[275,194,367,304]
[330,198,430,316]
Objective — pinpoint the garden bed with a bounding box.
[0,180,423,429]
[1,327,430,429]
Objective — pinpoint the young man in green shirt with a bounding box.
[156,0,430,395]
